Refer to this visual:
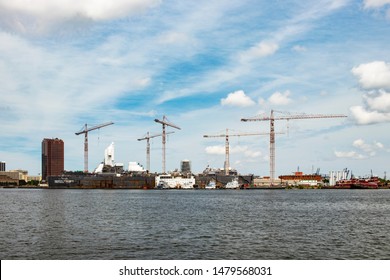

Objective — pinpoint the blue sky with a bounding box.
[1,0,390,178]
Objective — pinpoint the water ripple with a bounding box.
[1,189,390,259]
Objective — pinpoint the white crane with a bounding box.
[154,115,181,173]
[75,122,114,173]
[241,110,347,184]
[137,131,174,172]
[204,128,283,175]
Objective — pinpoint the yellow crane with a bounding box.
[154,115,181,173]
[241,110,347,184]
[75,122,114,173]
[203,129,283,175]
[137,131,174,172]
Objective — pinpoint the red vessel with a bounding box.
[335,177,379,189]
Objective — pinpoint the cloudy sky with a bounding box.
[1,0,390,178]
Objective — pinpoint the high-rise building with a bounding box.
[180,159,191,174]
[0,161,5,172]
[42,138,64,181]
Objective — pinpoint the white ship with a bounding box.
[156,174,195,189]
[225,177,239,189]
[205,179,216,189]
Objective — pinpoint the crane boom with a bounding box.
[75,121,114,135]
[137,131,174,141]
[241,110,347,185]
[154,117,181,130]
[137,131,174,172]
[203,129,283,175]
[241,113,347,122]
[154,115,181,173]
[75,121,114,173]
[204,132,263,138]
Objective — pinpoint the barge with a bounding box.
[48,173,155,189]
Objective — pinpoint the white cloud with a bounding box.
[363,90,390,112]
[363,0,390,8]
[292,45,307,52]
[334,151,365,159]
[350,62,390,124]
[205,145,225,155]
[350,90,390,124]
[239,41,279,63]
[353,138,377,156]
[205,145,262,158]
[158,32,195,45]
[351,61,390,90]
[221,90,256,107]
[375,141,384,149]
[268,90,292,106]
[350,106,390,124]
[0,0,161,34]
[335,139,386,159]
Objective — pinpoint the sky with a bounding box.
[1,0,390,178]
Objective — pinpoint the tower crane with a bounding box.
[137,131,174,172]
[75,121,114,173]
[204,128,283,175]
[154,115,181,173]
[241,110,347,184]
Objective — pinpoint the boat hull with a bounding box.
[48,174,155,189]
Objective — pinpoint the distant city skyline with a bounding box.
[0,0,390,177]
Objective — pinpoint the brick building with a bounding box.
[42,138,64,181]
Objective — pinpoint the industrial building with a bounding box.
[0,170,28,186]
[279,171,323,187]
[42,138,64,181]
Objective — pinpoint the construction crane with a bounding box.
[75,121,114,173]
[154,115,181,173]
[204,128,283,175]
[137,131,174,172]
[241,110,347,184]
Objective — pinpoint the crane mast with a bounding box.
[154,115,181,173]
[75,121,114,173]
[138,131,174,172]
[203,129,281,175]
[241,110,347,185]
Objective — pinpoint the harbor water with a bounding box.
[1,188,390,259]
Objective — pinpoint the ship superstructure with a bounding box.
[156,173,195,189]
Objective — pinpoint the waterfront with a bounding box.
[1,189,390,259]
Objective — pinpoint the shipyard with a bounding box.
[1,112,389,189]
[2,122,389,190]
